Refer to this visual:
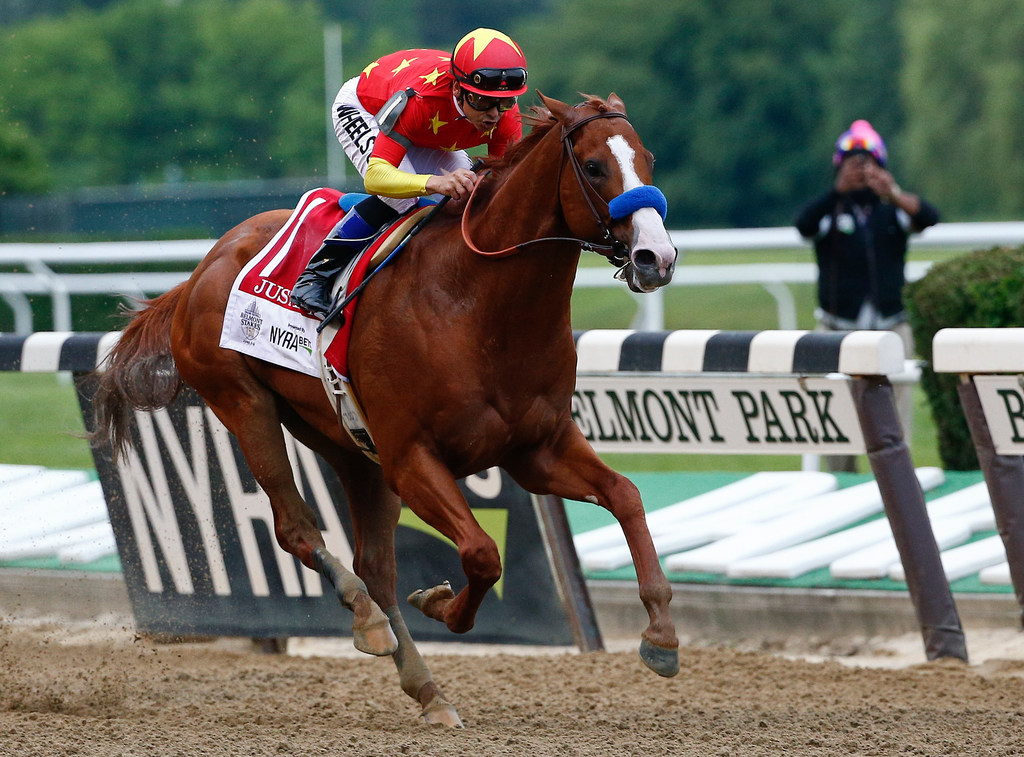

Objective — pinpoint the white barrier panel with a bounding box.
[932,327,1024,617]
[934,328,1024,455]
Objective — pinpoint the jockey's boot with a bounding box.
[290,197,398,319]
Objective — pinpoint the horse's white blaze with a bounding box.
[606,135,676,277]
[607,134,643,190]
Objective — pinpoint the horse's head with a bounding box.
[541,93,678,293]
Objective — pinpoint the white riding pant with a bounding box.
[331,76,472,214]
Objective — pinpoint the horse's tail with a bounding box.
[89,285,186,460]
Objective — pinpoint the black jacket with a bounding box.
[795,190,939,320]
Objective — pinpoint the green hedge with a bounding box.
[905,246,1024,470]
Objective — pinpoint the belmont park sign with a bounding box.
[568,329,903,455]
[573,375,864,455]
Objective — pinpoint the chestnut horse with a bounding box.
[92,93,680,727]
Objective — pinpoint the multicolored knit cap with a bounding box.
[833,119,887,167]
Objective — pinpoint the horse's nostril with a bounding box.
[632,248,657,270]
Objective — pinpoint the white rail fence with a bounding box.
[2,221,1023,334]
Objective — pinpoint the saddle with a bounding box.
[219,188,433,462]
[317,203,433,462]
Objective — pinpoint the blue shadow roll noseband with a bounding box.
[608,185,668,221]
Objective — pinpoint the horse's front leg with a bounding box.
[230,430,395,657]
[388,446,501,634]
[507,427,680,677]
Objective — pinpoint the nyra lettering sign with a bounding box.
[76,379,575,645]
[973,376,1024,455]
[573,375,864,454]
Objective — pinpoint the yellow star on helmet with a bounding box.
[429,112,448,135]
[391,57,417,75]
[361,61,379,77]
[457,29,521,61]
[421,67,444,86]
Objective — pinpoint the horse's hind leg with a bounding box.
[331,451,462,727]
[238,426,396,656]
[386,608,462,727]
[182,362,396,655]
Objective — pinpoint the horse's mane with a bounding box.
[481,94,614,178]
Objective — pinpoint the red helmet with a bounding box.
[450,28,528,97]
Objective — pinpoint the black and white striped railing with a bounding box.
[573,329,905,375]
[0,332,120,372]
[0,329,907,375]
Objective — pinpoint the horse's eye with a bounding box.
[584,160,604,179]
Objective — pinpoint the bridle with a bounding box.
[319,110,652,332]
[560,111,633,263]
[460,109,634,263]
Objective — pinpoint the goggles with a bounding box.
[464,67,527,93]
[839,136,881,155]
[462,90,518,113]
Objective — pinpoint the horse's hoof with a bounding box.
[351,595,399,656]
[407,581,455,621]
[422,697,463,728]
[639,637,680,677]
[353,617,399,657]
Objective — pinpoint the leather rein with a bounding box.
[460,110,632,263]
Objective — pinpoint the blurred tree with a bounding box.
[0,0,111,25]
[3,0,1023,230]
[325,1,549,83]
[0,119,51,194]
[513,0,903,228]
[410,0,551,49]
[0,8,132,185]
[901,0,1024,220]
[0,0,326,187]
[186,0,325,180]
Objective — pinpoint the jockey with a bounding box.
[290,28,529,319]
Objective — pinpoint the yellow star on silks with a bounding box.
[391,57,417,75]
[455,29,521,61]
[445,142,460,152]
[361,61,379,77]
[428,112,448,135]
[421,67,444,86]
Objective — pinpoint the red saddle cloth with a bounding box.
[221,187,419,381]
[232,187,346,305]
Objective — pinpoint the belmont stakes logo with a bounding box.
[240,300,263,345]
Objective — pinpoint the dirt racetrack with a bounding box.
[3,614,1024,756]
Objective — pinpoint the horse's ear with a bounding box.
[537,91,571,121]
[607,93,627,115]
